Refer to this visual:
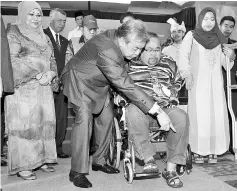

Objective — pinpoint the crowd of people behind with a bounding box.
[1,1,237,189]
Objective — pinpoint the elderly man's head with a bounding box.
[117,19,148,60]
[49,8,67,33]
[82,15,98,41]
[140,32,161,66]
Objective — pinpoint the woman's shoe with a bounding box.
[17,171,37,180]
[208,155,217,164]
[40,165,55,172]
[193,154,204,164]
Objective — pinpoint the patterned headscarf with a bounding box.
[193,7,227,49]
[17,1,47,45]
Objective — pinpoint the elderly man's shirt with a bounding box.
[68,26,83,40]
[128,54,183,107]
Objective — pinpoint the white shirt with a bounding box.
[68,26,83,40]
[49,27,60,46]
[162,43,181,64]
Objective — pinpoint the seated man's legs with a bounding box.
[126,104,189,187]
[163,107,189,169]
[126,104,159,173]
[162,107,189,188]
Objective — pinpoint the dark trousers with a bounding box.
[54,90,68,154]
[71,101,113,174]
[1,98,4,154]
[222,67,237,151]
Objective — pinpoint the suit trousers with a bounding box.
[54,90,68,154]
[71,101,113,174]
[126,104,189,165]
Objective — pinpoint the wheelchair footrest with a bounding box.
[133,172,160,180]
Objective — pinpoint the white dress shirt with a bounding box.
[49,27,60,46]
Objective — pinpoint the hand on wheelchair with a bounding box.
[157,111,176,133]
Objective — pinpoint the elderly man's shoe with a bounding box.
[92,164,120,174]
[57,152,70,158]
[69,171,92,188]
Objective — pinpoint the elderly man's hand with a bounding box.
[157,111,176,133]
[223,46,236,61]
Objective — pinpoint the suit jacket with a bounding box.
[44,27,68,77]
[1,15,14,94]
[228,38,237,75]
[61,29,154,114]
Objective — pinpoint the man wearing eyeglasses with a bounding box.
[124,32,189,188]
[61,20,175,188]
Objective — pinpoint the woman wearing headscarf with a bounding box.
[178,7,234,163]
[5,1,58,180]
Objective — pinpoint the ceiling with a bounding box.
[48,1,183,15]
[1,1,185,15]
[1,1,237,16]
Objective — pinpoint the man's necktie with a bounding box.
[55,34,61,51]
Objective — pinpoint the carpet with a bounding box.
[194,157,237,188]
[194,157,237,177]
[224,180,237,188]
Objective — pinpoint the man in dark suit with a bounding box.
[220,16,237,154]
[1,15,14,166]
[61,20,175,188]
[44,8,70,158]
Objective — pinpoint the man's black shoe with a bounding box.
[57,152,70,158]
[1,160,7,166]
[69,171,92,188]
[92,164,120,174]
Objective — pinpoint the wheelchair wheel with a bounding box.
[176,144,192,176]
[124,161,134,184]
[109,117,122,169]
[128,140,136,171]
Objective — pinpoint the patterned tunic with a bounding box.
[128,54,182,108]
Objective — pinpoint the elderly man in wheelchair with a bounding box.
[114,32,189,188]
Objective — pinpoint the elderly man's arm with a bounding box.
[96,49,155,114]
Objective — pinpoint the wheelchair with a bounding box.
[108,100,192,184]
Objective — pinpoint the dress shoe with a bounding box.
[57,152,70,158]
[92,163,120,174]
[69,171,92,188]
[1,160,7,166]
